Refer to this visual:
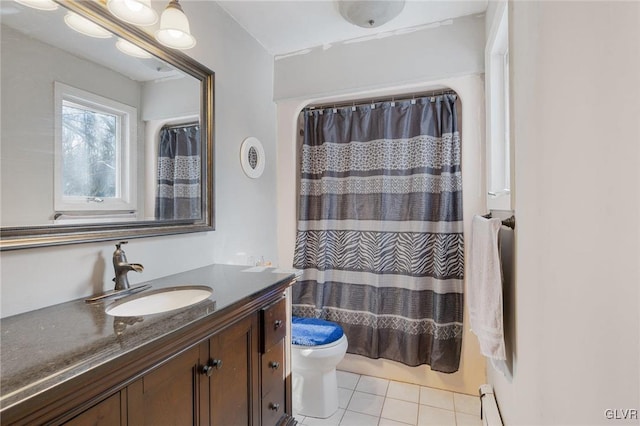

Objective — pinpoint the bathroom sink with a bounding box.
[105,285,213,317]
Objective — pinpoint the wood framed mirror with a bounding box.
[0,0,214,250]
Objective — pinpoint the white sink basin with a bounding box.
[105,285,213,317]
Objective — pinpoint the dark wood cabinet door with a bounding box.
[127,344,205,426]
[62,392,125,426]
[207,313,259,426]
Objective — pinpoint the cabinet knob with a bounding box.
[269,403,280,412]
[274,320,283,329]
[201,359,223,376]
[201,364,214,377]
[268,361,280,370]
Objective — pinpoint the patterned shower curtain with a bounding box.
[292,94,464,373]
[155,124,201,220]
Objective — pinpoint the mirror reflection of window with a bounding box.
[61,102,117,199]
[54,82,137,213]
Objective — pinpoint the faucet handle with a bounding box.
[115,241,128,249]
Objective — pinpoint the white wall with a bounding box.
[0,25,142,226]
[488,1,640,424]
[0,1,278,317]
[141,77,200,121]
[275,15,488,395]
[274,14,485,101]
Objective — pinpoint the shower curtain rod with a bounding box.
[305,89,458,112]
[161,121,199,130]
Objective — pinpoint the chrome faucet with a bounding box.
[112,241,144,291]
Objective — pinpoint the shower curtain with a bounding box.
[155,124,201,220]
[292,94,464,373]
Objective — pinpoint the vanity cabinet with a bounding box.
[127,344,204,425]
[62,392,125,426]
[207,313,259,425]
[126,313,260,426]
[260,298,288,425]
[1,274,295,426]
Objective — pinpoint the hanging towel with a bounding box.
[468,215,506,361]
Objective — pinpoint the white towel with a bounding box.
[468,215,506,361]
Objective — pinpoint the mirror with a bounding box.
[0,0,214,250]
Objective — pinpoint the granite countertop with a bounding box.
[0,264,295,413]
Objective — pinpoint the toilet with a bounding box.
[291,316,349,418]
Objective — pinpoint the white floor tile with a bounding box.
[337,370,361,390]
[298,373,480,426]
[387,381,420,403]
[417,405,456,426]
[355,375,389,396]
[453,393,481,416]
[338,387,354,409]
[339,410,379,426]
[456,412,483,426]
[419,387,454,411]
[347,391,385,417]
[303,409,345,426]
[381,398,419,425]
[379,418,415,426]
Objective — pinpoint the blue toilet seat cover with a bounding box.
[291,316,344,346]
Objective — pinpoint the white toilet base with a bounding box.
[292,368,339,418]
[291,334,348,419]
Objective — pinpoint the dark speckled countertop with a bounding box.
[0,264,295,413]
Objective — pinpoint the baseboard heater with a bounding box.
[479,384,503,426]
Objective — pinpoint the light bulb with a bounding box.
[116,38,152,58]
[14,0,58,11]
[64,12,112,38]
[107,0,158,27]
[123,0,143,12]
[155,0,196,50]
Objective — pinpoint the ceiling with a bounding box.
[215,0,488,57]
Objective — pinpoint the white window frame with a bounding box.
[54,82,137,212]
[485,2,511,210]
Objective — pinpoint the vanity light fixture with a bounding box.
[14,0,58,11]
[107,0,158,27]
[155,0,196,50]
[64,11,113,38]
[116,38,153,58]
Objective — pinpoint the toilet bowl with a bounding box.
[291,316,348,419]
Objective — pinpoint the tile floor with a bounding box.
[293,371,482,426]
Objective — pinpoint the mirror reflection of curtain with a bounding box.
[155,124,201,220]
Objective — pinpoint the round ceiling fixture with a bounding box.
[337,0,406,28]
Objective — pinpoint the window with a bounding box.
[485,2,511,210]
[54,82,137,212]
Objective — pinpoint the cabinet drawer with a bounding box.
[261,297,287,353]
[261,339,285,397]
[261,378,285,426]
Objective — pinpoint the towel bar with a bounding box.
[482,213,515,230]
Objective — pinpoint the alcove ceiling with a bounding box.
[215,0,488,57]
